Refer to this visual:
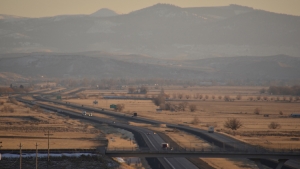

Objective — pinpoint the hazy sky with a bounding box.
[1,0,299,17]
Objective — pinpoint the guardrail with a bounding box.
[106,146,300,154]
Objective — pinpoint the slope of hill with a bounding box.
[0,4,299,58]
[0,53,299,82]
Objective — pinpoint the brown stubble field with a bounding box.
[68,86,300,150]
[0,97,107,149]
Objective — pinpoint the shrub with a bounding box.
[279,111,283,115]
[191,116,200,125]
[189,104,197,112]
[236,95,242,100]
[268,122,281,129]
[223,118,243,130]
[178,102,188,111]
[1,105,14,112]
[152,95,165,106]
[254,108,261,115]
[0,101,4,105]
[115,104,125,112]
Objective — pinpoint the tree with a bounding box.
[212,95,215,100]
[224,118,243,130]
[218,96,222,100]
[115,104,125,111]
[152,95,165,106]
[248,96,254,101]
[224,95,232,102]
[178,93,183,99]
[185,94,190,99]
[236,95,242,100]
[260,88,266,94]
[178,102,188,111]
[189,104,197,112]
[254,107,261,115]
[128,87,136,94]
[140,86,148,94]
[268,122,281,129]
[205,95,209,100]
[191,116,200,125]
[263,96,268,101]
[256,96,261,101]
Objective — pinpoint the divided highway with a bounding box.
[16,96,199,169]
[17,96,299,169]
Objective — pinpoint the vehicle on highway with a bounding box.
[82,111,86,116]
[153,132,156,134]
[161,143,169,149]
[208,126,214,133]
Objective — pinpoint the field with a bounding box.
[67,86,300,150]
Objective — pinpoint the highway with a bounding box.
[16,95,300,169]
[16,96,199,169]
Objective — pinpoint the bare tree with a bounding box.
[279,110,283,115]
[128,87,136,94]
[224,95,232,102]
[236,95,242,100]
[212,95,215,100]
[115,104,125,111]
[224,118,243,130]
[254,107,261,115]
[152,95,165,106]
[189,104,197,112]
[248,96,254,101]
[185,94,190,99]
[140,86,148,94]
[263,96,268,101]
[218,96,222,100]
[199,94,203,100]
[191,116,200,125]
[178,102,188,111]
[256,96,261,101]
[178,93,183,99]
[268,122,281,129]
[289,96,293,102]
[205,95,209,100]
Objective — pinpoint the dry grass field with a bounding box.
[0,96,107,150]
[68,86,300,150]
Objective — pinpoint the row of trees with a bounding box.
[128,86,148,94]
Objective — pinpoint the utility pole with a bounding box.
[19,143,22,169]
[35,143,38,169]
[44,130,53,162]
[0,141,2,161]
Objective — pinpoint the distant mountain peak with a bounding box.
[90,8,118,17]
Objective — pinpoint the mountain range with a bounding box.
[1,4,300,59]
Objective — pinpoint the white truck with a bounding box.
[208,126,214,133]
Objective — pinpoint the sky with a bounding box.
[1,0,299,18]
